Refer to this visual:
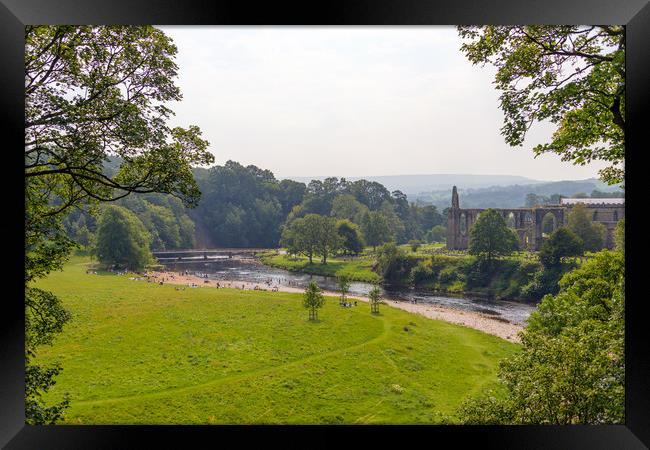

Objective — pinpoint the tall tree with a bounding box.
[426,224,447,243]
[330,194,369,223]
[193,161,285,247]
[25,26,213,207]
[567,204,606,252]
[458,26,625,185]
[360,211,393,251]
[24,26,213,424]
[282,214,324,263]
[95,205,153,270]
[539,227,584,269]
[468,209,518,264]
[336,219,365,255]
[316,216,343,264]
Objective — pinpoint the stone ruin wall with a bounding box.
[446,186,624,251]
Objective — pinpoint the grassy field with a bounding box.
[259,252,381,283]
[32,256,518,424]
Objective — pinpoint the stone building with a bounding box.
[446,186,624,251]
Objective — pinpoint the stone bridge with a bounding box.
[446,186,624,251]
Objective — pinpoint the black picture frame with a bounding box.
[2,0,648,448]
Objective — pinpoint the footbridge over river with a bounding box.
[152,248,269,262]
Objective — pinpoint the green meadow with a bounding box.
[33,257,518,424]
[259,252,381,283]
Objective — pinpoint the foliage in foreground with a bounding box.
[25,25,213,424]
[459,250,624,424]
[457,25,625,185]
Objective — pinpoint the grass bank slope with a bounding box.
[259,252,380,283]
[33,257,517,424]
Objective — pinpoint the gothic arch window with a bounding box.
[541,212,557,236]
[460,212,467,236]
[523,211,533,225]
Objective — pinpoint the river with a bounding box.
[158,256,537,326]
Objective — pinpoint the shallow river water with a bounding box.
[159,257,537,326]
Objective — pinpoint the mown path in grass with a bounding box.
[33,257,518,424]
[72,313,392,407]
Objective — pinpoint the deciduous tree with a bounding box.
[458,26,625,185]
[539,227,584,268]
[360,211,393,251]
[336,219,365,255]
[468,209,518,264]
[460,251,624,424]
[95,205,153,270]
[25,26,213,423]
[567,204,606,252]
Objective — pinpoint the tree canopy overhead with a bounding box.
[25,26,214,210]
[24,26,213,424]
[457,26,625,185]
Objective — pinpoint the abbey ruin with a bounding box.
[446,186,624,251]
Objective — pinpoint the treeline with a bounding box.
[62,159,448,255]
[63,193,196,252]
[189,160,446,249]
[188,161,306,247]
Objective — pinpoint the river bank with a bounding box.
[141,269,524,343]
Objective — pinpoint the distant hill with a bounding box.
[285,174,543,195]
[415,179,623,210]
[113,162,623,211]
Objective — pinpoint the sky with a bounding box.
[159,26,609,181]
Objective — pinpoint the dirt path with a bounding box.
[137,270,524,343]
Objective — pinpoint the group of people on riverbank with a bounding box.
[340,301,358,308]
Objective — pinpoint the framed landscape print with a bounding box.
[3,0,649,447]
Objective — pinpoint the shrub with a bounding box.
[438,267,458,285]
[409,261,434,286]
[376,243,419,284]
[408,239,422,252]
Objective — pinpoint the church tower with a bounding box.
[447,186,460,249]
[451,185,459,209]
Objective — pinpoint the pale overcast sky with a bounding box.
[159,26,608,181]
